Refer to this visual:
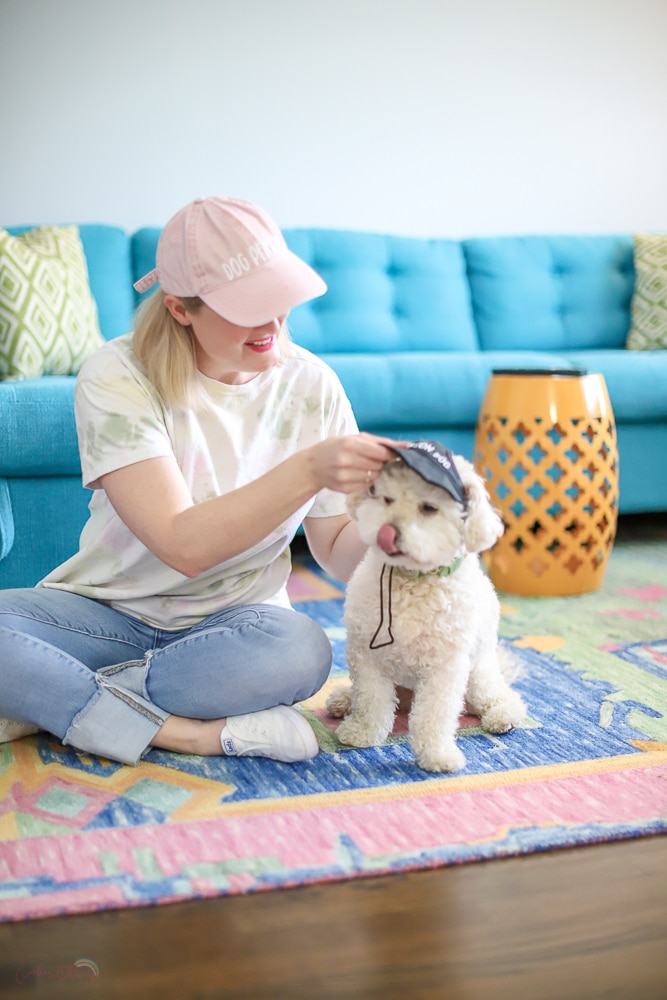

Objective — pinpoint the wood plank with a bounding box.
[1,835,666,999]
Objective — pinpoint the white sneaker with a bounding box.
[221,706,319,763]
[0,718,39,743]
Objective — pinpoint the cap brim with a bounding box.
[388,444,467,504]
[200,251,327,326]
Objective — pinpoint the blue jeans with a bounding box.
[0,588,332,765]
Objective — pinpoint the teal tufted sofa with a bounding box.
[2,224,666,588]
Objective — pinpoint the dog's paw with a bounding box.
[414,742,466,773]
[325,684,353,719]
[481,691,527,734]
[335,717,386,748]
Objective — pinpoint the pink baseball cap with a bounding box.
[133,195,327,326]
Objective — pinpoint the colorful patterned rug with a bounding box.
[1,515,666,922]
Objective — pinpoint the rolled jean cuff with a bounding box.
[65,676,168,766]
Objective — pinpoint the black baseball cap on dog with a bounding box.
[389,440,467,504]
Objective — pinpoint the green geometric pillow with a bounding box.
[0,225,104,379]
[626,233,667,351]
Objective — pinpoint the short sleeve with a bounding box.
[74,342,174,490]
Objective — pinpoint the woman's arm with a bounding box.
[302,513,369,583]
[99,433,395,578]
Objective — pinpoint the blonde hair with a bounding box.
[132,291,294,410]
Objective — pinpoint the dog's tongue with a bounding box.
[377,524,400,555]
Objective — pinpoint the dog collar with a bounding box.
[394,556,464,581]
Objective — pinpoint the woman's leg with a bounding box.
[141,604,332,761]
[143,604,333,719]
[0,588,168,764]
[0,592,331,764]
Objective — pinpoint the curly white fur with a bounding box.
[326,454,526,773]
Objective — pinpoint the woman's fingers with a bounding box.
[310,434,400,492]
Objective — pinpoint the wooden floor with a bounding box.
[1,834,666,999]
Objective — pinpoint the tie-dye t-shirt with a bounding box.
[39,334,358,629]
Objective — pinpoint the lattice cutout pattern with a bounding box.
[474,373,619,596]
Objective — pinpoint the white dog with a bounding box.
[326,441,526,773]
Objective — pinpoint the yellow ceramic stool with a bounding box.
[474,369,619,596]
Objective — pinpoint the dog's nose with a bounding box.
[377,524,401,555]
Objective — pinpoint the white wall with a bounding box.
[2,0,666,236]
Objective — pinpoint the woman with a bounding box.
[0,195,396,765]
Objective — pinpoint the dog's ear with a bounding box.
[455,456,504,553]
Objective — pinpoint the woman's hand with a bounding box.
[305,433,402,494]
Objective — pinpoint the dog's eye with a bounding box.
[383,496,395,506]
[368,484,377,497]
[419,502,439,516]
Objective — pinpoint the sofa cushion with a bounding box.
[559,349,667,422]
[0,376,80,475]
[323,350,576,430]
[626,234,667,351]
[9,224,135,343]
[77,225,135,341]
[0,226,104,378]
[464,235,634,351]
[285,230,479,354]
